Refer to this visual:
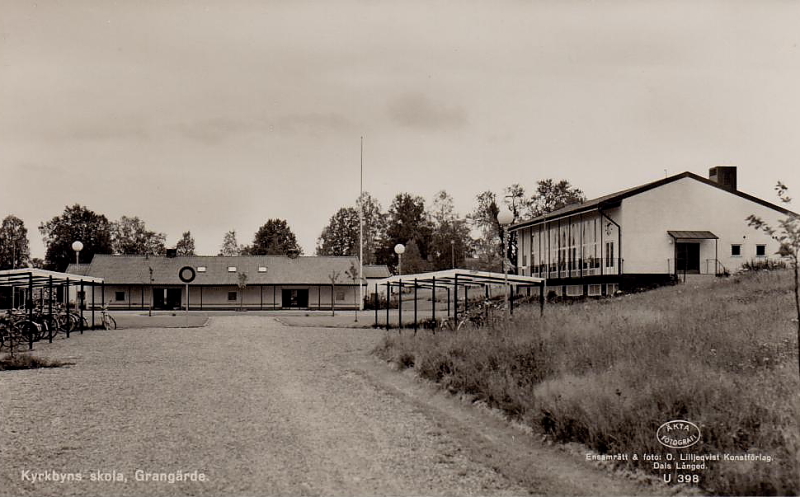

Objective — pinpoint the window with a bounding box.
[566,285,583,296]
[336,289,346,301]
[258,266,267,273]
[607,283,619,295]
[756,245,766,257]
[227,291,237,301]
[197,266,207,272]
[731,244,742,257]
[115,291,125,302]
[588,284,602,296]
[521,254,528,267]
[605,242,615,268]
[227,266,236,272]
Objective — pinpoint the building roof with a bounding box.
[363,265,391,279]
[67,255,382,286]
[510,171,797,231]
[375,269,544,289]
[667,231,718,240]
[0,268,104,288]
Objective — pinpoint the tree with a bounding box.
[359,192,387,265]
[39,204,113,271]
[429,191,472,270]
[746,181,800,377]
[468,191,503,271]
[467,180,586,273]
[398,239,431,274]
[328,270,341,316]
[316,207,360,256]
[377,193,433,271]
[316,193,388,264]
[504,184,528,219]
[176,231,196,256]
[345,262,360,322]
[219,230,243,256]
[501,184,529,270]
[237,272,248,311]
[250,219,301,256]
[0,215,31,269]
[111,216,166,256]
[526,179,586,218]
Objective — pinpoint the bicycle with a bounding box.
[0,313,25,353]
[65,310,88,331]
[100,302,116,330]
[0,310,39,352]
[438,313,470,332]
[436,298,505,332]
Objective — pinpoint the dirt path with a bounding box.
[0,317,664,496]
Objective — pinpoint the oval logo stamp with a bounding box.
[657,420,701,449]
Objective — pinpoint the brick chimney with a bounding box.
[709,166,737,191]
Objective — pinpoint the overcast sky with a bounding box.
[2,1,799,259]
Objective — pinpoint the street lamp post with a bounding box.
[394,243,405,275]
[71,241,84,266]
[148,266,153,317]
[451,239,455,269]
[497,207,514,318]
[11,236,17,309]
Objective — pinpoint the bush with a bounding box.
[740,258,788,273]
[363,296,398,310]
[0,354,71,370]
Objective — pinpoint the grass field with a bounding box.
[375,270,800,495]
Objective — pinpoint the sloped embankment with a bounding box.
[375,271,800,495]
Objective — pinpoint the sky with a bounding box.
[2,0,799,259]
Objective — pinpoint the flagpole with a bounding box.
[359,136,364,311]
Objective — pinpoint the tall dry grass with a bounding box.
[374,270,799,495]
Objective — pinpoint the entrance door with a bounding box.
[153,288,183,310]
[676,243,700,274]
[281,289,309,309]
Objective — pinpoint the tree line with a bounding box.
[0,178,583,273]
[316,179,585,273]
[0,206,307,272]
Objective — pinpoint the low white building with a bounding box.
[67,255,387,310]
[511,167,796,297]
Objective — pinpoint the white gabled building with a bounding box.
[511,167,796,297]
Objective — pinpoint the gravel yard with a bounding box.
[0,316,659,496]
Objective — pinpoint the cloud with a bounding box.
[387,93,467,130]
[174,112,354,142]
[275,113,354,135]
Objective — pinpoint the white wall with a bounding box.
[621,177,788,274]
[99,285,150,308]
[76,284,360,310]
[69,283,363,309]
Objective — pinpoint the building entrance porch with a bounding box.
[675,242,701,274]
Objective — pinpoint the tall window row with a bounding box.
[525,214,616,277]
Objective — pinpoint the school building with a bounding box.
[67,255,389,310]
[511,167,796,297]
